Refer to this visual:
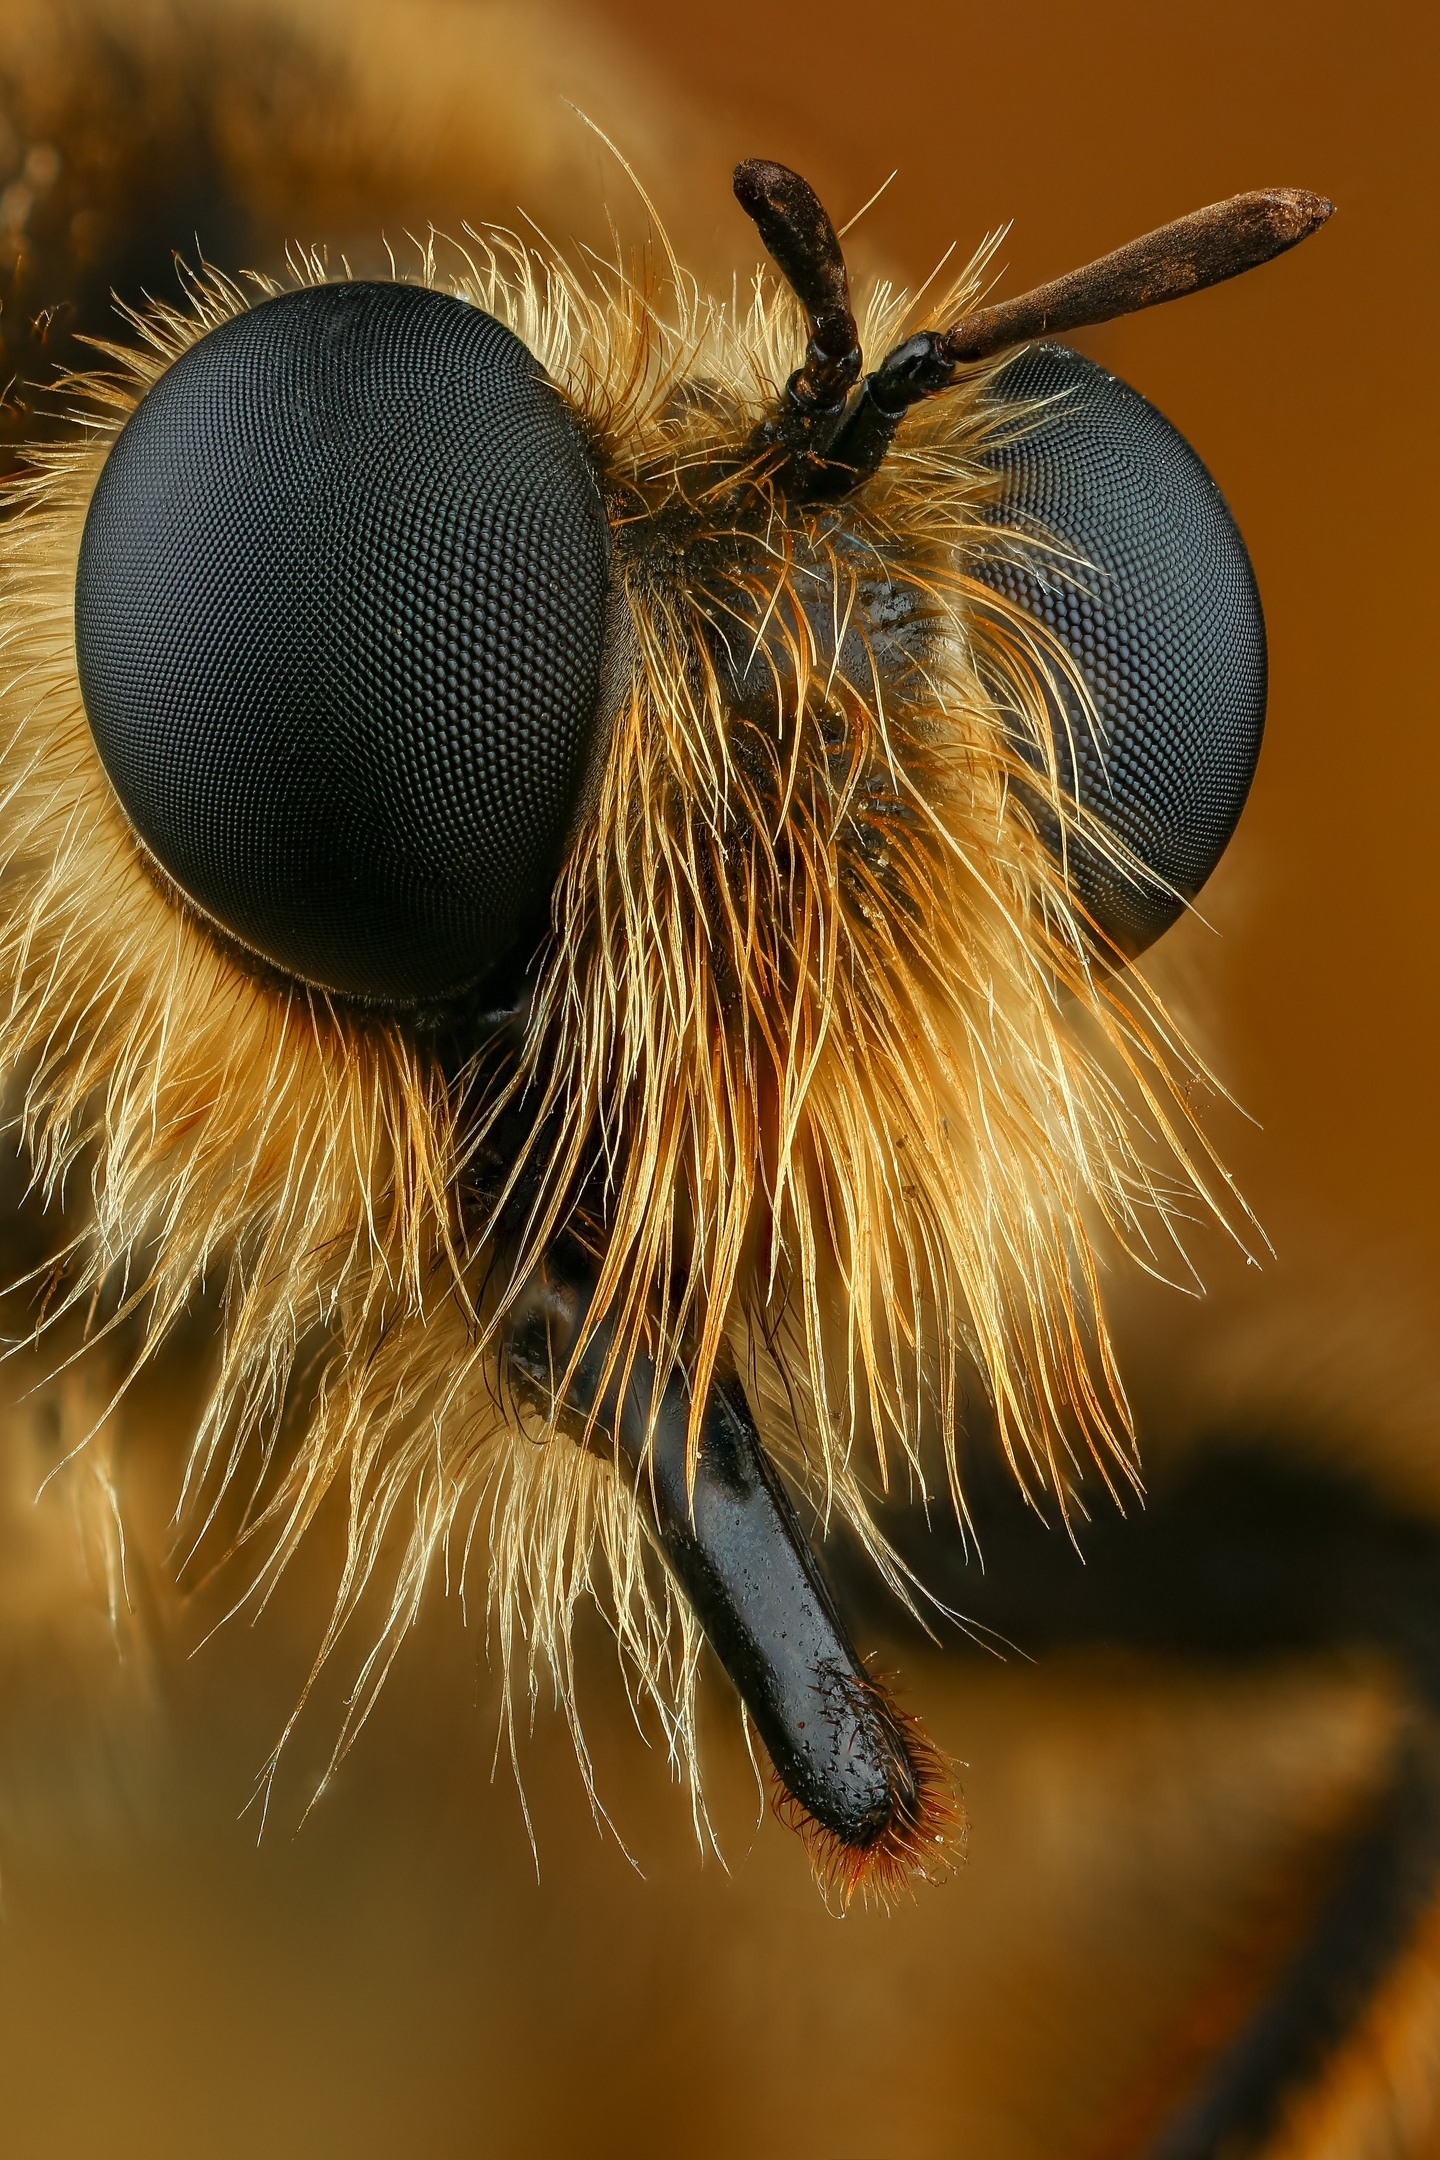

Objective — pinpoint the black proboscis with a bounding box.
[503,1245,923,1849]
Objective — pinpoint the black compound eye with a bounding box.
[974,344,1267,957]
[76,282,612,1005]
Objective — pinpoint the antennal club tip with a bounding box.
[731,157,853,340]
[1217,186,1335,270]
[731,157,797,211]
[1255,186,1336,243]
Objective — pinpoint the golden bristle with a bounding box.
[0,215,1243,1841]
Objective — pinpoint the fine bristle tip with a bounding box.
[1267,186,1335,239]
[775,1693,964,1913]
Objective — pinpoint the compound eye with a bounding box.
[76,283,612,1005]
[974,344,1267,957]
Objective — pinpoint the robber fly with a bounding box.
[13,15,1436,2158]
[0,102,1332,1903]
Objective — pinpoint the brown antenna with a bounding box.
[731,159,862,471]
[824,188,1334,491]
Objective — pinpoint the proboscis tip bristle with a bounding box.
[774,1689,964,1913]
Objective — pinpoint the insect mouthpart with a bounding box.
[503,1239,955,1898]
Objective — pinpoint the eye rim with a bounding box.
[74,278,613,1011]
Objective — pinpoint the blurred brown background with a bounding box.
[0,1,1436,2155]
